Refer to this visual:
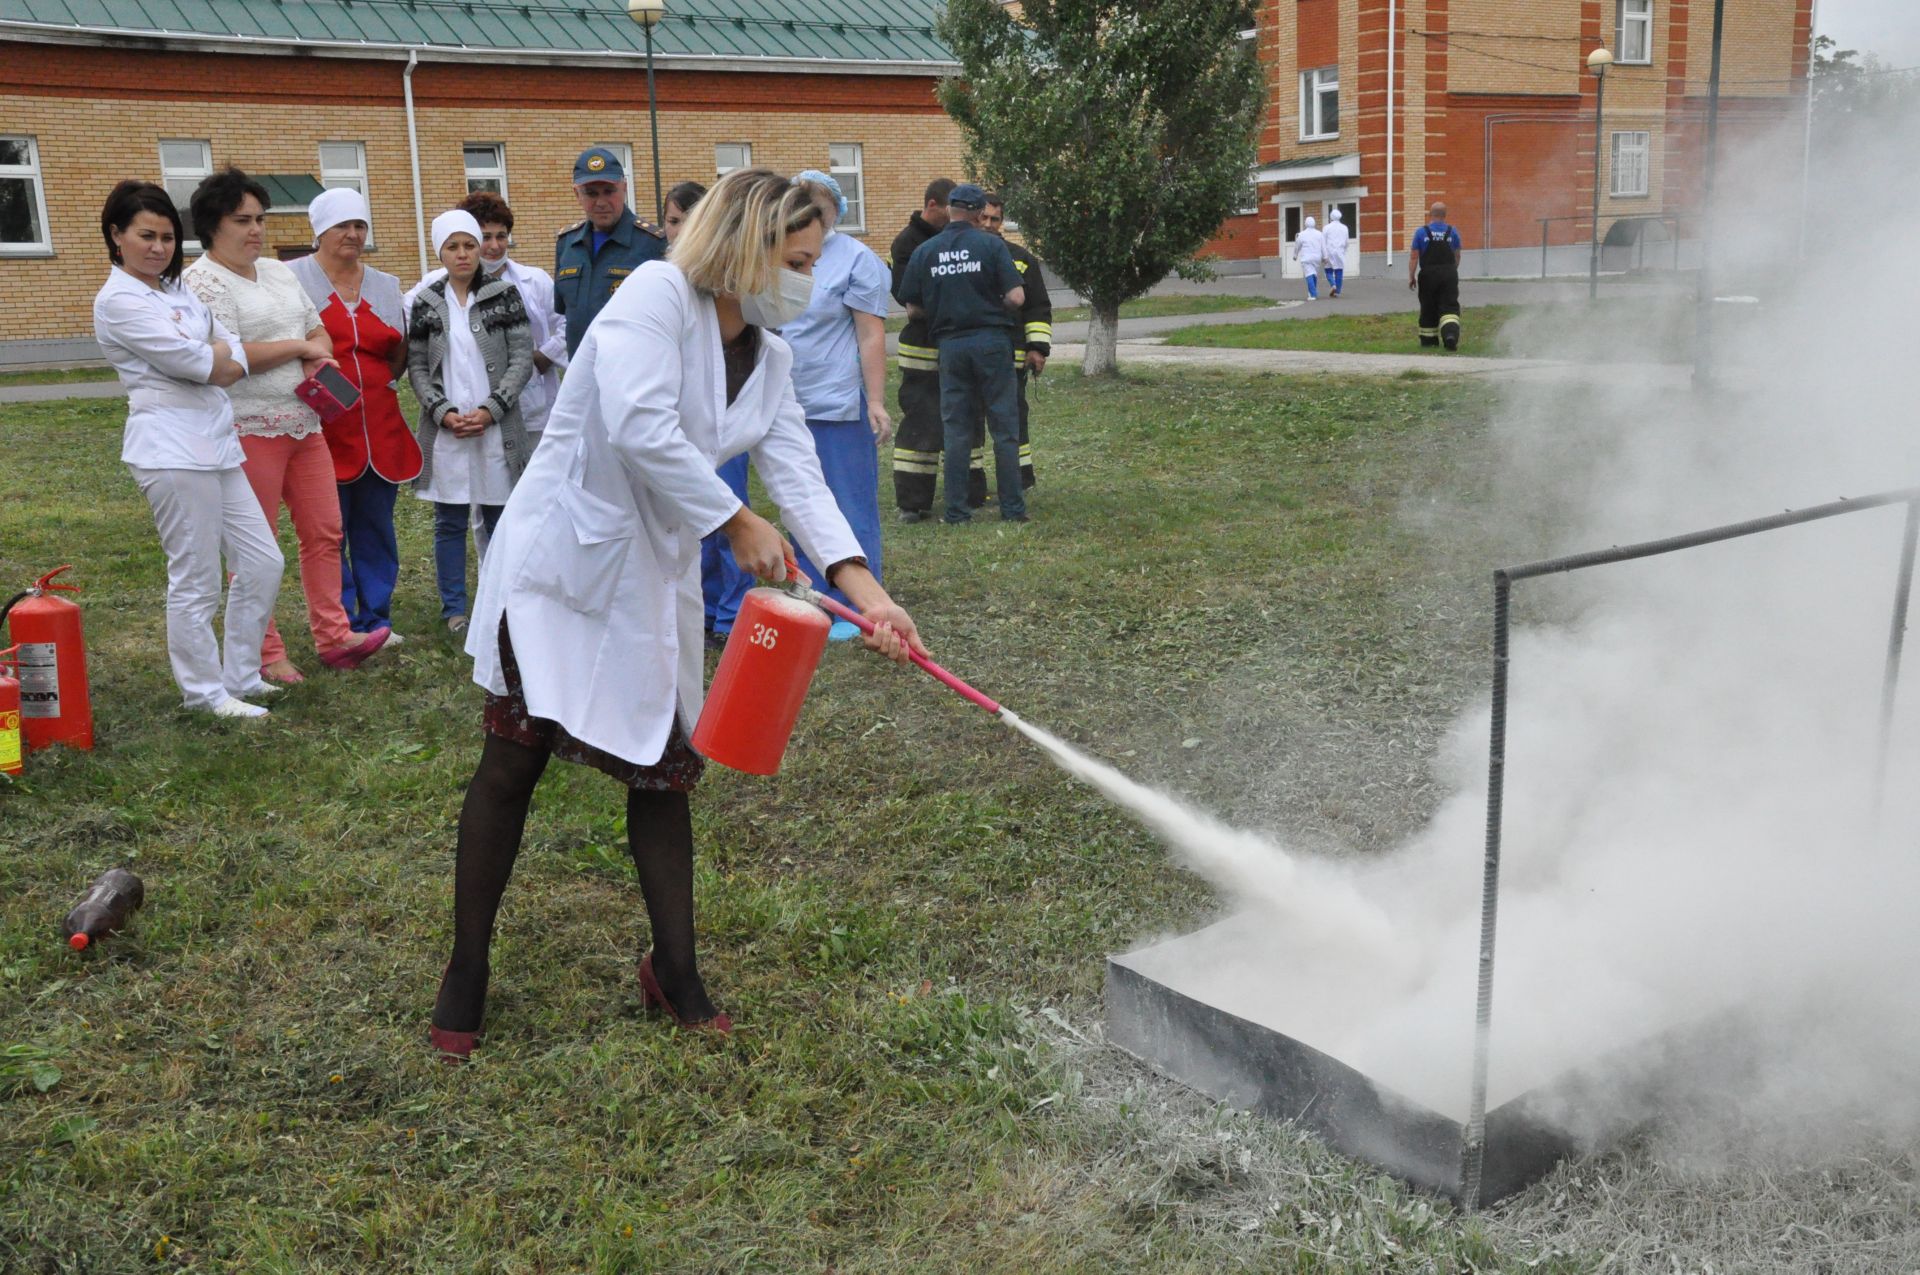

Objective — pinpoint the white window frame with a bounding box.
[1610,130,1651,198]
[827,142,866,233]
[159,138,213,252]
[1236,173,1260,217]
[1616,0,1653,65]
[317,141,371,243]
[0,134,53,256]
[1300,66,1339,141]
[463,142,509,204]
[715,143,752,178]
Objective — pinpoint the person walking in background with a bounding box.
[407,210,535,635]
[897,183,1027,526]
[553,147,665,358]
[1410,202,1463,350]
[93,180,283,719]
[428,168,925,1061]
[887,177,954,523]
[1293,215,1324,302]
[289,189,420,641]
[1322,207,1350,298]
[979,192,1050,497]
[184,168,389,685]
[783,170,892,640]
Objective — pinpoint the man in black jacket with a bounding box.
[888,178,954,522]
[979,192,1051,498]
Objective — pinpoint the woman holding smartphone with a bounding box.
[289,189,420,642]
[429,169,926,1060]
[406,209,536,634]
[184,168,390,682]
[93,180,284,719]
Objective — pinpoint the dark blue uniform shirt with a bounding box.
[898,222,1022,345]
[554,207,665,355]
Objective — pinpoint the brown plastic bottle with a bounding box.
[62,868,145,950]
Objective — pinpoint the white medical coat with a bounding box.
[466,260,863,766]
[1293,226,1326,265]
[1323,219,1350,269]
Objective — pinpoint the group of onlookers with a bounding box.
[92,149,900,718]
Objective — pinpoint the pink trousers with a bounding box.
[240,432,354,663]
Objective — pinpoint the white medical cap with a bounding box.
[308,187,371,239]
[432,209,484,256]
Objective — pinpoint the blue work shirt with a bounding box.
[554,206,665,355]
[898,222,1021,345]
[781,231,892,421]
[1411,221,1463,261]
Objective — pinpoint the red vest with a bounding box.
[316,294,422,483]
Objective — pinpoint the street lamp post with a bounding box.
[1587,46,1614,301]
[627,0,667,224]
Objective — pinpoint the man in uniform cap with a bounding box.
[553,146,665,356]
[977,192,1049,499]
[897,182,1028,524]
[888,177,954,522]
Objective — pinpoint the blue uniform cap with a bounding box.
[573,147,626,186]
[947,183,988,211]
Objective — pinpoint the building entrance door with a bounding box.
[1279,202,1304,278]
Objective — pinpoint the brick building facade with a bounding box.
[1206,0,1814,277]
[0,3,966,355]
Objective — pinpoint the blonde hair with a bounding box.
[669,168,823,297]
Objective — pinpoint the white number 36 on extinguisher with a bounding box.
[749,623,778,650]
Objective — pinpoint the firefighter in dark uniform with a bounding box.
[888,177,955,522]
[898,183,1028,525]
[1409,201,1464,350]
[553,146,666,357]
[978,192,1050,499]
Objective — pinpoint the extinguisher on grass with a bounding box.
[0,566,95,752]
[0,645,22,776]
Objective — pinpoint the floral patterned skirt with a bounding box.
[483,617,705,792]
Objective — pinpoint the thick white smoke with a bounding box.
[1107,94,1920,1146]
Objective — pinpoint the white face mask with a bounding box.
[738,267,814,329]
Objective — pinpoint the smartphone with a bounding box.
[295,363,362,423]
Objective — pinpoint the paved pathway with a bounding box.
[0,380,127,404]
[1051,338,1690,388]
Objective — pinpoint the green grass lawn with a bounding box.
[0,369,1620,1271]
[885,293,1268,334]
[1163,298,1694,362]
[0,365,115,387]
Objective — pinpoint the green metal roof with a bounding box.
[259,174,326,209]
[0,0,954,64]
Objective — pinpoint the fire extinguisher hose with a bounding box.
[799,587,1002,716]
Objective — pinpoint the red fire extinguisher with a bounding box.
[694,560,1000,776]
[0,645,23,776]
[0,566,95,752]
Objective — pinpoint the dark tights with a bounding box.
[433,733,716,1033]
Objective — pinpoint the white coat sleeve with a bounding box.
[522,267,570,369]
[594,292,745,539]
[96,289,217,384]
[750,375,863,574]
[210,312,250,376]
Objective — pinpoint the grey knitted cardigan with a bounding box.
[406,274,535,491]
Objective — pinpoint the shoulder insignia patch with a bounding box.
[635,219,665,239]
[559,220,585,237]
[1014,259,1029,273]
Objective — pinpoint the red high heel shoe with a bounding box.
[429,963,484,1064]
[638,952,733,1036]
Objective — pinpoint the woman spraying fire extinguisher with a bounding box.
[429,168,927,1061]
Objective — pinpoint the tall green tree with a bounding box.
[938,0,1265,375]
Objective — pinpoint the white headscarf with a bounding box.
[308,188,372,241]
[1304,216,1316,229]
[1329,208,1343,222]
[432,209,484,257]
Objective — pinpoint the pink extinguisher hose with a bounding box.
[793,583,1001,715]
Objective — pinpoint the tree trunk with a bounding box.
[1083,300,1121,376]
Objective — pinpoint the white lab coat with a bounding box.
[406,255,567,431]
[94,265,251,470]
[1323,218,1350,270]
[1293,226,1326,266]
[466,260,863,766]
